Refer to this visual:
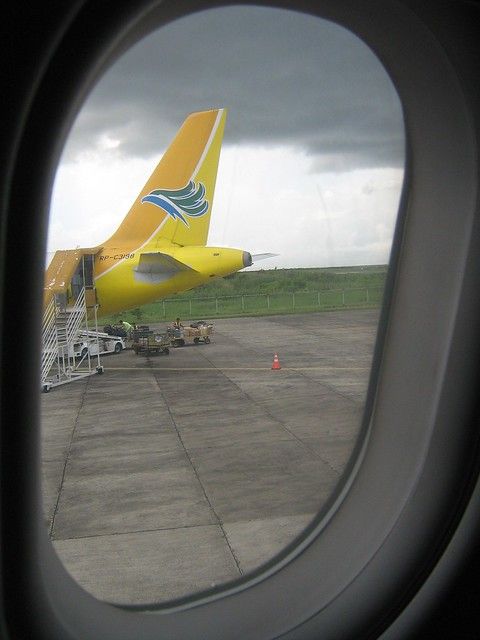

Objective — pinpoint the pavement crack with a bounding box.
[293,368,361,406]
[49,378,89,539]
[153,373,244,577]
[52,522,222,542]
[196,348,344,468]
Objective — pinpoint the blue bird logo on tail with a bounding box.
[141,181,209,227]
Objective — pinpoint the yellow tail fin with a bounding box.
[102,108,227,252]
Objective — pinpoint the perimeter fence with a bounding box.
[140,286,384,322]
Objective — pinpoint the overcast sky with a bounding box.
[48,5,405,269]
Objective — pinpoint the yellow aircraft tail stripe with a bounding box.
[95,109,227,280]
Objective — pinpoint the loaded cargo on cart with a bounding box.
[167,320,214,347]
[132,326,171,355]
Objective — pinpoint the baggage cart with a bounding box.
[167,320,214,347]
[133,328,170,355]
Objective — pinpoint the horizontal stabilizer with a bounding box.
[252,253,278,262]
[134,252,196,284]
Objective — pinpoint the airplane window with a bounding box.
[41,5,404,605]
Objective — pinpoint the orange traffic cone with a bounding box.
[271,353,281,370]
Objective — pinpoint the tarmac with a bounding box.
[41,309,379,605]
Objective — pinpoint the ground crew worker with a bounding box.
[121,320,133,338]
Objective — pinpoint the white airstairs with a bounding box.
[41,286,103,392]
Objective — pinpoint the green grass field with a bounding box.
[101,265,387,325]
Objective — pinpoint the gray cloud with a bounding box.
[65,6,404,170]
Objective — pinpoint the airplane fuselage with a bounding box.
[93,244,251,316]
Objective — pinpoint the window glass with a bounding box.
[41,5,404,605]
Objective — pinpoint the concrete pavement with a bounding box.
[41,309,378,605]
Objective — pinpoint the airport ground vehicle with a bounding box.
[132,328,170,355]
[78,333,126,357]
[168,321,214,347]
[41,329,124,392]
[44,340,87,360]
